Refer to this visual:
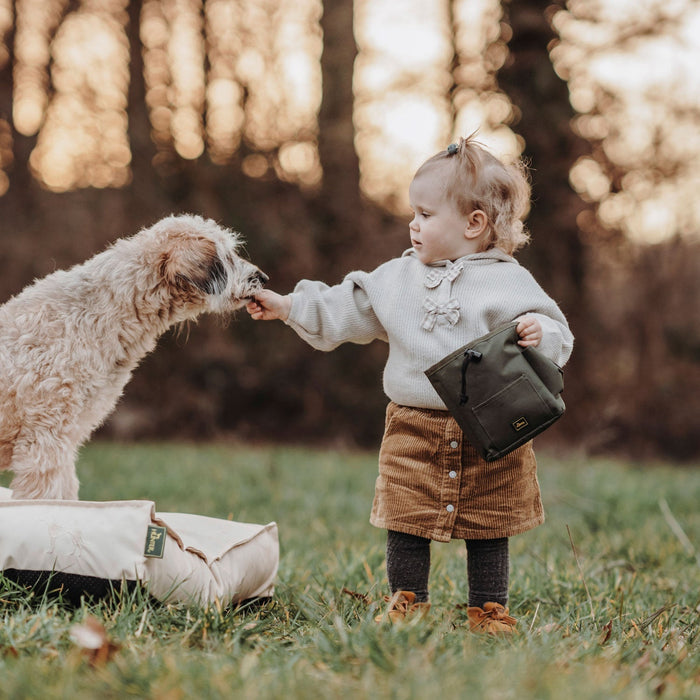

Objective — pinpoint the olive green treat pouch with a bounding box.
[425,322,565,461]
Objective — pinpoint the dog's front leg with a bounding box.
[9,438,80,500]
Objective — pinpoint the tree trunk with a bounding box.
[499,1,589,307]
[315,0,362,268]
[125,0,157,203]
[498,0,594,442]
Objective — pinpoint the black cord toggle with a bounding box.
[459,349,482,405]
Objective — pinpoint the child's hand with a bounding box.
[246,289,292,322]
[516,316,542,347]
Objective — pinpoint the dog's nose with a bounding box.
[253,270,269,285]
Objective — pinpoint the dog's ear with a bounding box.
[159,235,228,296]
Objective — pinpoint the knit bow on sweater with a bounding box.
[423,261,464,289]
[421,298,461,331]
[421,260,464,331]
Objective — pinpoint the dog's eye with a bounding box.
[205,258,228,294]
[189,257,228,295]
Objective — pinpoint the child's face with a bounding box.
[408,171,477,264]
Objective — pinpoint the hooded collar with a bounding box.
[401,247,517,266]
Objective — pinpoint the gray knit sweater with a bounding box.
[286,248,574,410]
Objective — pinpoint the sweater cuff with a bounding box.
[516,313,573,367]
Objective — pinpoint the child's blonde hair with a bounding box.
[414,134,531,255]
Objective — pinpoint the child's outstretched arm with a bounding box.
[246,290,292,322]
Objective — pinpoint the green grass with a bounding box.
[1,443,699,699]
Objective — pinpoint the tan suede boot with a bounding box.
[467,602,517,635]
[374,590,431,624]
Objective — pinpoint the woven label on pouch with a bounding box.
[144,525,167,558]
[512,416,529,432]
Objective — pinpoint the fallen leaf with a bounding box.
[69,615,120,667]
[598,620,613,645]
[341,587,370,604]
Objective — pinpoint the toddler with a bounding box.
[247,135,574,634]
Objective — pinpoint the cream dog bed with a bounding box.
[0,487,278,607]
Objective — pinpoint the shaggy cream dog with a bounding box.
[0,214,267,500]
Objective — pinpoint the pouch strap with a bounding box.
[459,349,483,405]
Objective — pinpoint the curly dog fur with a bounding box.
[0,214,267,499]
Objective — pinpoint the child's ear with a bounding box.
[464,210,488,240]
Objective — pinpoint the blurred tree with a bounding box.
[317,0,360,220]
[0,0,697,458]
[126,0,158,199]
[0,2,12,199]
[552,1,700,245]
[499,1,590,308]
[496,1,594,445]
[455,0,697,460]
[545,0,700,458]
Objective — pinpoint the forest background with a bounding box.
[0,0,698,461]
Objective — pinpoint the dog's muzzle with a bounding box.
[253,270,269,285]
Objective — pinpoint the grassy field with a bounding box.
[1,442,699,699]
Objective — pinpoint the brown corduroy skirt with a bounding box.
[370,402,544,542]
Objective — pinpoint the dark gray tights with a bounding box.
[385,530,509,607]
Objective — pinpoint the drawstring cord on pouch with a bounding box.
[459,349,483,405]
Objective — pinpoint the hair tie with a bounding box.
[446,143,459,155]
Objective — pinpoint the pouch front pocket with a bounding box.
[471,374,556,452]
